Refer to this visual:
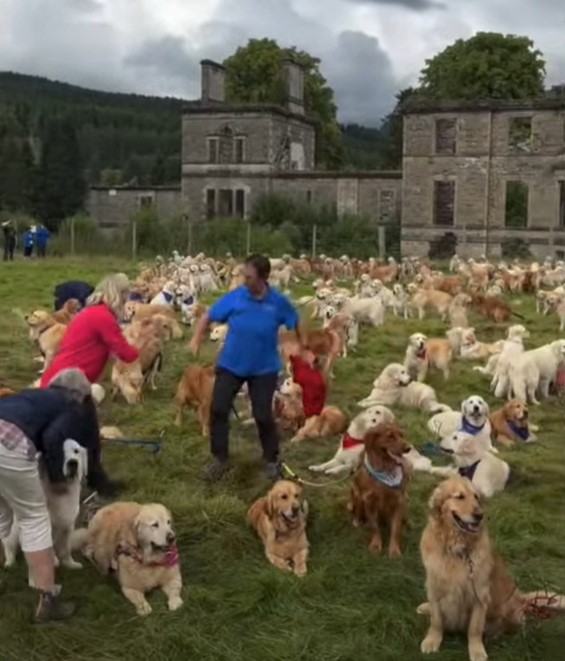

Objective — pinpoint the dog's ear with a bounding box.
[481,399,490,416]
[460,399,467,415]
[79,446,88,479]
[264,492,275,519]
[428,483,446,515]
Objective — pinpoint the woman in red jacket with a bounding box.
[40,273,139,391]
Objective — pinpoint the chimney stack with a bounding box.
[283,59,305,115]
[200,60,226,104]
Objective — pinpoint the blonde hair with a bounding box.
[87,273,130,316]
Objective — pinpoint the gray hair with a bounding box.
[48,369,92,403]
[87,273,130,316]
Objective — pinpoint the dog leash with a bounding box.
[281,461,352,488]
[100,430,164,454]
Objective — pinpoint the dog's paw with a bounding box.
[416,602,430,616]
[63,559,83,570]
[53,555,60,568]
[136,602,152,616]
[469,643,488,661]
[388,545,402,559]
[421,633,442,654]
[368,538,382,554]
[294,565,307,578]
[168,596,183,611]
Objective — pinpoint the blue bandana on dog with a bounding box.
[459,460,481,481]
[363,456,403,489]
[507,420,529,442]
[460,417,485,436]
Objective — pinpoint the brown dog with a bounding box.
[279,327,342,378]
[472,294,523,324]
[490,398,534,446]
[25,310,68,371]
[419,478,565,660]
[348,422,411,557]
[51,298,82,324]
[247,480,309,577]
[175,364,215,436]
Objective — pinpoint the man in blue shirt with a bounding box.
[36,224,50,258]
[189,254,300,482]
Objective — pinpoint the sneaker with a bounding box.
[33,588,75,623]
[265,462,284,481]
[204,458,230,483]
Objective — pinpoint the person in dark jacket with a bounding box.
[2,220,16,261]
[54,280,94,311]
[23,228,35,258]
[0,369,116,623]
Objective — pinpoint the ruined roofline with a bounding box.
[400,96,565,115]
[182,101,318,126]
[89,185,181,192]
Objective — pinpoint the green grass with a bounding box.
[0,258,564,661]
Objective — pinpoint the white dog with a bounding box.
[341,296,385,328]
[308,405,432,475]
[2,440,87,578]
[508,339,565,404]
[309,405,396,475]
[150,281,177,307]
[358,363,450,413]
[431,431,510,498]
[427,396,495,454]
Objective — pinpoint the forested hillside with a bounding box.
[0,71,395,226]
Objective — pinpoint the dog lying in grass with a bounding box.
[430,431,510,498]
[418,477,565,661]
[72,502,182,616]
[490,398,537,446]
[247,480,309,577]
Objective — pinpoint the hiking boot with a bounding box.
[33,587,75,623]
[204,458,230,483]
[265,461,284,481]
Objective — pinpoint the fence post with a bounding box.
[187,215,193,255]
[245,221,251,255]
[378,225,386,260]
[311,224,317,258]
[132,218,137,261]
[70,216,75,256]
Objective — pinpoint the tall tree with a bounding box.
[223,38,344,169]
[419,32,546,100]
[31,117,87,226]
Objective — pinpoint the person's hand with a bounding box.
[189,336,200,356]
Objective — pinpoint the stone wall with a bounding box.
[87,186,182,229]
[401,100,565,258]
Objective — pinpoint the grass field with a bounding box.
[0,257,564,661]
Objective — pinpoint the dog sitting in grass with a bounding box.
[247,480,309,577]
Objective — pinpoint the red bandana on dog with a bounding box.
[341,432,364,450]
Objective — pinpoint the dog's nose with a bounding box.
[473,511,484,523]
[291,505,301,516]
[166,532,176,544]
[473,404,480,412]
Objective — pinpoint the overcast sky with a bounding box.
[1,0,563,125]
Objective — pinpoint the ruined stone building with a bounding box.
[401,98,565,259]
[87,60,565,259]
[87,59,401,240]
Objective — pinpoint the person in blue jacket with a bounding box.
[23,228,35,258]
[36,224,50,258]
[189,254,301,482]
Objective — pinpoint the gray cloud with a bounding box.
[343,0,443,9]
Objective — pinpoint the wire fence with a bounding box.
[2,212,400,262]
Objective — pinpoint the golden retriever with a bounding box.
[489,398,536,446]
[51,298,82,324]
[279,327,342,378]
[247,480,309,577]
[71,502,183,616]
[348,422,411,556]
[25,310,68,371]
[175,364,215,436]
[419,478,565,661]
[111,320,164,404]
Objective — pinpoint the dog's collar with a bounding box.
[507,420,529,441]
[363,455,403,489]
[460,417,485,436]
[115,543,179,567]
[458,460,481,482]
[341,432,364,450]
[162,291,174,303]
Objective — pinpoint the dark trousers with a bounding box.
[37,244,46,258]
[3,241,15,261]
[23,245,33,258]
[210,368,279,463]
